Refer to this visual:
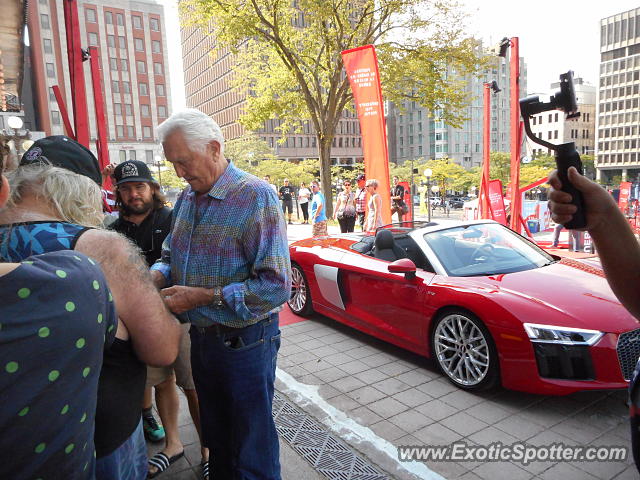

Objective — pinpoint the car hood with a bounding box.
[444,258,640,334]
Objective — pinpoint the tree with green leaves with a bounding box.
[181,0,484,216]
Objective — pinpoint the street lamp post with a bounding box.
[154,155,163,190]
[424,168,432,222]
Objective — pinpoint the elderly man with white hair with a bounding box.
[151,109,291,479]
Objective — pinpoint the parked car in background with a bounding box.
[448,197,465,209]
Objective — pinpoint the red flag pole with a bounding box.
[63,0,90,147]
[52,85,75,139]
[508,37,522,233]
[88,46,111,190]
[480,83,492,219]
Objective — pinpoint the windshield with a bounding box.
[423,223,555,277]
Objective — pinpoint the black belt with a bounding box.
[194,316,272,336]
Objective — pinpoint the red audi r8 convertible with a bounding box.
[287,220,640,395]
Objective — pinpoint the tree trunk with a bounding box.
[318,136,333,218]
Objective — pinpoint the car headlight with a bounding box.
[523,323,604,346]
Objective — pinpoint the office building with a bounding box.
[180,23,363,165]
[28,0,171,165]
[387,53,527,168]
[596,7,640,182]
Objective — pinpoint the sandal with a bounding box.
[201,460,209,480]
[147,451,184,479]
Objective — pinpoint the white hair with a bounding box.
[157,108,225,154]
[7,164,104,227]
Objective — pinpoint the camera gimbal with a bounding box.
[520,71,586,229]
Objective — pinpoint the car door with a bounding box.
[338,251,435,352]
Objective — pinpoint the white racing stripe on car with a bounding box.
[276,368,445,480]
[314,264,345,310]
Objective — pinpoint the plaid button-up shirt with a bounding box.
[151,162,291,328]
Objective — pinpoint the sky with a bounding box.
[162,0,640,110]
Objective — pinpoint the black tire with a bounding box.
[430,309,499,391]
[288,264,314,316]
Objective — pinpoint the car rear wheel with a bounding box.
[431,310,499,391]
[288,264,314,316]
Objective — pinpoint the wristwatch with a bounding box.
[211,286,225,308]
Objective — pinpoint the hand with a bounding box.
[160,285,211,314]
[548,167,618,232]
[102,164,115,178]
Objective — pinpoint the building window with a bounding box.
[105,11,113,24]
[88,32,98,46]
[118,36,126,48]
[133,16,142,29]
[141,104,150,117]
[109,57,118,70]
[143,126,152,138]
[152,40,161,54]
[122,82,130,94]
[156,84,165,96]
[125,104,132,116]
[139,83,148,96]
[136,60,146,73]
[41,14,50,29]
[119,150,126,161]
[49,87,56,101]
[153,62,163,75]
[127,126,135,137]
[107,35,115,48]
[129,150,136,160]
[112,81,120,93]
[150,18,159,31]
[43,38,53,54]
[146,150,153,162]
[114,103,122,115]
[554,130,558,139]
[51,111,61,125]
[46,63,55,78]
[116,13,123,26]
[135,38,144,51]
[85,8,96,22]
[117,126,124,137]
[121,60,128,72]
[158,105,167,117]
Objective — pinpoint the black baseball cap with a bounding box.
[21,135,102,186]
[113,160,157,185]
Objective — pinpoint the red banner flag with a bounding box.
[342,45,391,226]
[619,181,632,213]
[488,179,507,225]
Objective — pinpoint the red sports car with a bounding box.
[287,220,640,395]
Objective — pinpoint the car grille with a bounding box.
[617,328,640,381]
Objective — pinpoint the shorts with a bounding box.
[146,323,195,390]
[282,200,293,215]
[312,220,328,237]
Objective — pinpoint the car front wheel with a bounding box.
[431,310,499,391]
[288,264,314,316]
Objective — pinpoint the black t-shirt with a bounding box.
[279,186,294,202]
[110,206,172,267]
[392,184,405,206]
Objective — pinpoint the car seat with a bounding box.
[372,229,407,262]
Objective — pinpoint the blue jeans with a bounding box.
[190,315,281,480]
[95,419,147,480]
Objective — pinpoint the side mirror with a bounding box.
[388,258,417,280]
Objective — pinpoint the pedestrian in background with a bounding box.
[390,176,406,223]
[334,179,357,233]
[310,181,328,236]
[298,182,311,224]
[279,178,294,225]
[355,173,367,231]
[365,179,383,231]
